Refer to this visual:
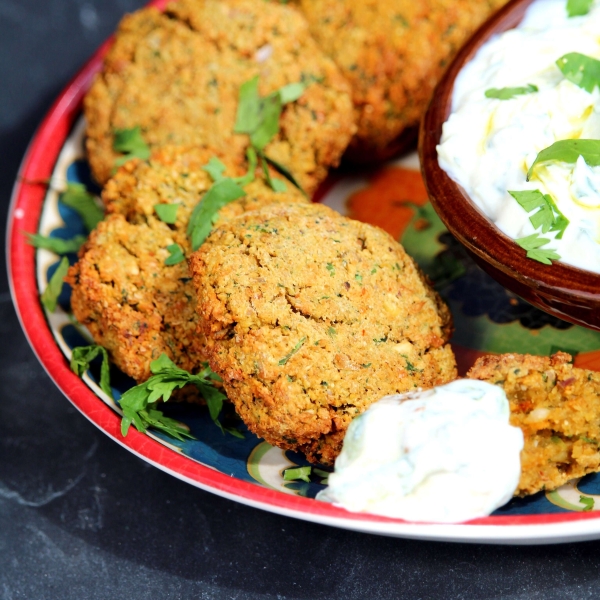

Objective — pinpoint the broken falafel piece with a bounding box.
[468,352,600,497]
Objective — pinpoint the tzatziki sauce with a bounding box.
[316,380,523,523]
[437,0,600,272]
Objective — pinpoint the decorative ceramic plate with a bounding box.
[9,2,600,544]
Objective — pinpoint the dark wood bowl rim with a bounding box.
[419,0,600,304]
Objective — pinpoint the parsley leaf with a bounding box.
[233,146,258,187]
[26,233,86,254]
[41,256,69,312]
[233,76,308,192]
[278,337,306,366]
[278,82,306,104]
[260,154,287,192]
[556,52,600,93]
[484,84,538,100]
[508,189,569,238]
[515,233,561,264]
[154,203,179,224]
[187,179,246,250]
[59,182,103,232]
[119,354,239,440]
[70,345,113,399]
[567,0,594,16]
[263,155,307,196]
[202,157,228,182]
[234,76,262,135]
[235,76,307,150]
[113,126,151,167]
[527,139,600,180]
[580,495,595,511]
[283,466,312,482]
[165,243,185,265]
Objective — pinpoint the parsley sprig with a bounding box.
[556,52,600,93]
[527,139,600,181]
[567,0,593,16]
[186,74,308,251]
[26,233,86,255]
[41,256,70,312]
[515,233,561,265]
[113,126,151,167]
[70,345,114,399]
[508,190,569,239]
[119,354,243,440]
[234,75,307,196]
[484,84,538,100]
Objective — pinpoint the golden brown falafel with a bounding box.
[190,202,457,465]
[298,0,508,161]
[68,146,308,384]
[84,0,355,193]
[468,352,600,496]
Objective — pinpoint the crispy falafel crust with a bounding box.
[84,0,355,193]
[67,146,308,384]
[299,0,508,161]
[67,214,203,383]
[468,352,600,496]
[190,202,457,465]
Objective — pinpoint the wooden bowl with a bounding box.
[419,0,600,332]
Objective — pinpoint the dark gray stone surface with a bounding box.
[4,2,600,598]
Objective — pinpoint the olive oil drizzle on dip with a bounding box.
[437,0,600,272]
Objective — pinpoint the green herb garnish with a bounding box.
[515,233,561,264]
[165,243,185,265]
[120,353,241,439]
[234,75,307,194]
[59,182,103,232]
[326,263,335,276]
[527,139,600,180]
[508,189,569,238]
[201,157,228,182]
[567,0,593,16]
[484,84,538,100]
[70,345,113,399]
[580,495,595,511]
[283,466,312,482]
[41,256,69,312]
[401,355,422,373]
[278,337,306,366]
[187,178,246,250]
[154,203,179,224]
[556,52,600,93]
[26,233,86,254]
[113,126,151,167]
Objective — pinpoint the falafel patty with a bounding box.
[68,146,308,383]
[84,0,355,193]
[298,0,508,162]
[190,202,457,465]
[103,145,307,233]
[468,352,600,496]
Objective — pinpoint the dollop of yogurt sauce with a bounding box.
[317,380,523,523]
[437,0,600,272]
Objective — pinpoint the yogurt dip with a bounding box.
[437,0,600,272]
[316,380,523,523]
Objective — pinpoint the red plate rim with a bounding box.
[7,0,600,542]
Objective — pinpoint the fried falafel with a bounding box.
[468,352,600,496]
[298,0,508,161]
[84,0,355,194]
[67,146,308,383]
[190,202,457,465]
